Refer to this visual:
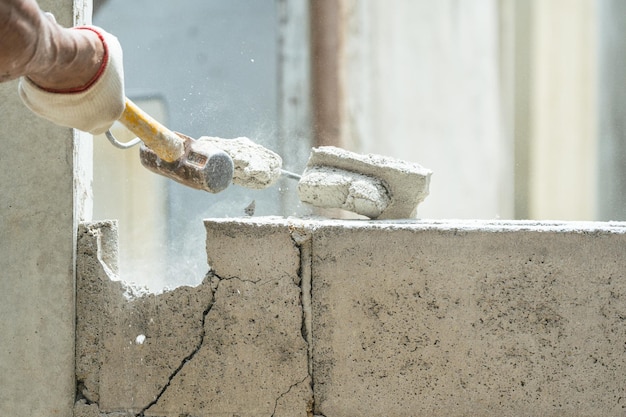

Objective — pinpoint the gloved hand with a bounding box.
[18,26,125,135]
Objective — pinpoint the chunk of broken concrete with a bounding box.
[198,136,283,189]
[297,146,432,219]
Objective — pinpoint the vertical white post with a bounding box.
[341,0,509,219]
[0,1,92,416]
[528,0,597,220]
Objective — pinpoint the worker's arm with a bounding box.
[0,0,125,134]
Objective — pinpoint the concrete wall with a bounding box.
[76,220,311,417]
[0,1,92,417]
[76,217,626,417]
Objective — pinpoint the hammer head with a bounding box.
[140,132,234,193]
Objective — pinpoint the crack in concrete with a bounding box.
[132,227,313,417]
[271,375,311,417]
[135,275,217,417]
[219,275,262,284]
[288,227,316,416]
[288,228,313,359]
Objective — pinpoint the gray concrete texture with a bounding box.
[0,1,92,416]
[311,220,626,417]
[76,218,626,416]
[297,146,432,219]
[76,220,311,417]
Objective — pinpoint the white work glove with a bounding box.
[18,26,125,135]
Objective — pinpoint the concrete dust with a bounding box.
[192,140,432,220]
[193,136,432,219]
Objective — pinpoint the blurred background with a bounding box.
[91,0,626,289]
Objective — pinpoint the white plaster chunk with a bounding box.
[297,146,432,219]
[297,166,391,219]
[198,136,282,189]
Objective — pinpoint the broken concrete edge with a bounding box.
[204,216,626,235]
[75,217,626,416]
[78,220,171,300]
[77,216,626,307]
[77,221,219,416]
[81,215,626,297]
[77,220,312,416]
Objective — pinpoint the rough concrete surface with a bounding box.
[310,220,626,417]
[297,146,432,219]
[76,218,626,417]
[76,219,311,417]
[199,136,283,190]
[297,166,391,218]
[77,221,215,415]
[0,1,92,413]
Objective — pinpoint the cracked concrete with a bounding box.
[75,219,312,417]
[76,218,626,417]
[76,221,216,415]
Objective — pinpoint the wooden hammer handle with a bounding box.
[118,97,185,163]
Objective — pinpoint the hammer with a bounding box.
[117,98,234,193]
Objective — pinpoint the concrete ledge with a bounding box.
[76,218,626,417]
[307,219,626,417]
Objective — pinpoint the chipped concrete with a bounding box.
[76,218,626,417]
[76,219,311,417]
[77,221,215,415]
[297,146,432,219]
[298,166,392,218]
[199,136,283,189]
